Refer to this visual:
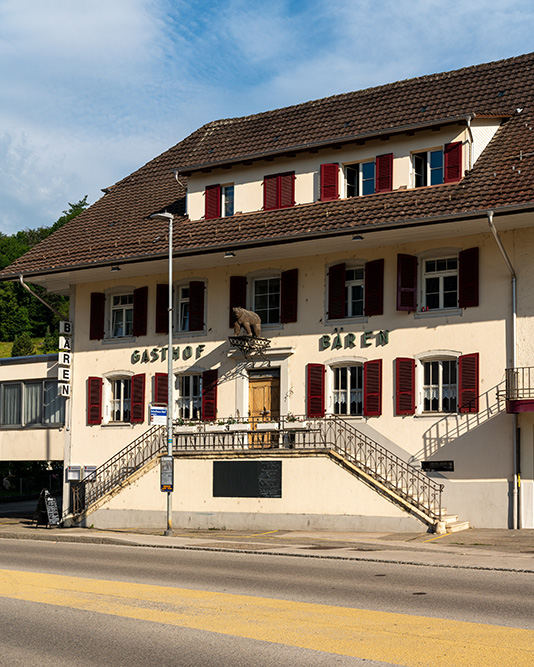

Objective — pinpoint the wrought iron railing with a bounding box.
[69,424,166,517]
[69,415,442,524]
[504,367,534,400]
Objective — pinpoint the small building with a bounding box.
[3,53,534,531]
[0,354,66,462]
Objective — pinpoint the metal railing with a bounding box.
[504,367,534,400]
[70,424,165,516]
[69,415,442,523]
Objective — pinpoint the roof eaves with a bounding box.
[178,114,479,175]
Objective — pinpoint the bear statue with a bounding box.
[232,307,262,337]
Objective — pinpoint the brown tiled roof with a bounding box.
[3,52,534,280]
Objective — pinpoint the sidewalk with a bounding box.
[1,513,534,572]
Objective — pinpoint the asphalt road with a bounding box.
[1,539,533,666]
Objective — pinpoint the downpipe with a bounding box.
[487,210,520,529]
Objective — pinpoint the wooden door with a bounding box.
[249,375,280,447]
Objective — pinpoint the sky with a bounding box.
[1,0,534,235]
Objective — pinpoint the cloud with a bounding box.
[0,0,533,235]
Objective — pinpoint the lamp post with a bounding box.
[150,211,174,535]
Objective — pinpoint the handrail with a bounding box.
[69,415,442,524]
[504,366,534,400]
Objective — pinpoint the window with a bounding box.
[412,142,462,188]
[345,162,375,197]
[423,257,458,310]
[205,184,234,219]
[109,378,131,422]
[344,153,393,197]
[90,287,148,340]
[177,285,190,331]
[396,248,479,312]
[333,365,363,416]
[263,172,294,210]
[328,260,384,320]
[344,268,364,317]
[88,375,145,425]
[253,277,280,325]
[307,360,382,418]
[423,359,457,413]
[177,374,202,420]
[0,380,65,427]
[395,354,479,416]
[111,294,133,337]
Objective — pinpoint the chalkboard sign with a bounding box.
[213,461,282,498]
[33,489,60,527]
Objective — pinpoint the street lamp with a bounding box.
[150,211,174,535]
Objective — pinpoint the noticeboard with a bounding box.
[160,456,174,491]
[33,489,60,527]
[213,461,282,498]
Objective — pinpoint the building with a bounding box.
[3,52,534,531]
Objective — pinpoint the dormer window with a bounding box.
[412,142,462,188]
[344,153,393,197]
[205,184,234,219]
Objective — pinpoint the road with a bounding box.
[0,539,533,666]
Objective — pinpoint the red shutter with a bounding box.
[397,254,418,311]
[307,364,325,418]
[202,369,218,421]
[155,373,168,405]
[131,374,146,423]
[188,281,205,331]
[395,358,415,415]
[363,360,382,416]
[458,247,479,308]
[155,284,169,334]
[320,163,339,201]
[444,142,462,182]
[328,263,346,320]
[205,184,221,219]
[133,286,148,337]
[229,276,247,328]
[87,377,102,425]
[89,293,105,340]
[280,268,298,323]
[279,172,295,208]
[458,353,479,413]
[263,174,278,210]
[375,153,393,193]
[364,259,384,317]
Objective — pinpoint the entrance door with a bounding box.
[249,371,280,447]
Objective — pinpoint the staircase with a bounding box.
[68,416,467,533]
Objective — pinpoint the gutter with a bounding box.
[487,211,519,529]
[18,274,65,319]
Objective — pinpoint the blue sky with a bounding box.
[1,0,534,234]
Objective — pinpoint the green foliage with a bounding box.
[11,331,35,357]
[41,326,59,353]
[0,197,88,343]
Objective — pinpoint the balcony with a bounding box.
[504,367,534,413]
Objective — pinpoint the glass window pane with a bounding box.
[436,259,447,271]
[3,384,22,425]
[44,382,65,424]
[24,383,42,425]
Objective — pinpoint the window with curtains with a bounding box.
[176,374,203,420]
[422,359,457,413]
[332,365,364,416]
[111,293,134,337]
[109,378,131,422]
[0,380,65,427]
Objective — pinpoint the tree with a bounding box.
[11,331,34,357]
[0,197,88,342]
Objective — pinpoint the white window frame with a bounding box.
[248,271,282,327]
[0,380,65,428]
[172,280,207,335]
[414,351,461,416]
[412,148,444,188]
[344,161,375,197]
[175,372,203,421]
[324,357,367,417]
[422,256,458,311]
[221,184,234,218]
[344,265,365,318]
[332,364,364,416]
[102,371,134,425]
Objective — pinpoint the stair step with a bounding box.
[441,514,459,524]
[446,520,471,533]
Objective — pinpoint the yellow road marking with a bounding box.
[0,568,533,665]
[235,529,280,538]
[422,533,452,543]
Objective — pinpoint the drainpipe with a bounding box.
[19,274,65,320]
[466,117,474,171]
[487,211,519,529]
